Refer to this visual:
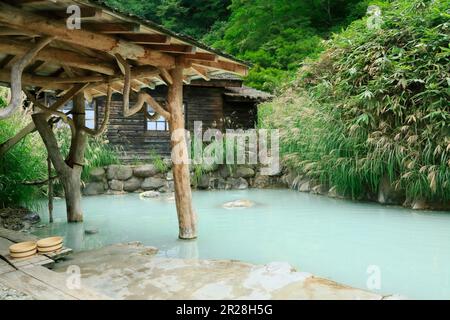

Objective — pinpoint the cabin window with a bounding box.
[146,105,169,131]
[145,103,185,131]
[61,101,96,129]
[85,106,96,130]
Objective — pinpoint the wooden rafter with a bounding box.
[190,65,211,81]
[0,2,175,69]
[122,34,171,44]
[82,22,141,34]
[0,83,89,157]
[158,68,173,85]
[184,53,218,62]
[0,36,54,119]
[0,39,117,75]
[146,44,196,54]
[191,61,248,77]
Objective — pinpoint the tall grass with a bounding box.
[55,127,121,181]
[148,149,169,173]
[260,0,449,202]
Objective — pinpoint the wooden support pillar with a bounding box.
[47,155,54,223]
[33,92,87,223]
[62,93,87,222]
[168,64,197,240]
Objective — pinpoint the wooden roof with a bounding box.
[0,0,249,99]
[224,86,273,102]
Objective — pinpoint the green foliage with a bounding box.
[260,0,450,202]
[0,87,7,108]
[0,114,47,208]
[212,0,370,91]
[103,0,231,39]
[149,150,169,173]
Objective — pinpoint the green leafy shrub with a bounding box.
[260,0,450,202]
[0,113,47,209]
[0,86,120,208]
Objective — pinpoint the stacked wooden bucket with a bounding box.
[9,237,63,259]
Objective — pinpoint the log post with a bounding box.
[33,93,87,223]
[168,64,197,240]
[63,93,87,222]
[47,154,53,223]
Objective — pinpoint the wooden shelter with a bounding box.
[94,73,272,162]
[0,0,249,240]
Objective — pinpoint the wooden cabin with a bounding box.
[95,74,272,162]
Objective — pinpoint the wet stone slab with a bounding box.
[53,242,384,300]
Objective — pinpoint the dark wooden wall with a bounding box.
[96,86,258,163]
[223,100,258,130]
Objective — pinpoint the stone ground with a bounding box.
[0,208,41,232]
[0,282,33,300]
[53,242,386,300]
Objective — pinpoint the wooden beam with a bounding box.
[158,68,173,85]
[25,60,47,73]
[82,22,141,34]
[0,36,54,120]
[0,65,158,92]
[122,34,171,44]
[2,55,21,69]
[0,84,88,158]
[146,44,196,54]
[3,0,48,5]
[45,7,103,20]
[190,65,210,81]
[191,61,248,77]
[87,65,161,96]
[0,55,15,69]
[185,53,218,62]
[0,3,175,69]
[0,69,70,90]
[0,39,116,75]
[54,41,114,63]
[183,76,192,85]
[0,27,37,36]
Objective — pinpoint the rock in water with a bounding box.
[23,211,41,224]
[140,191,161,198]
[222,199,255,209]
[85,229,99,235]
[83,182,106,196]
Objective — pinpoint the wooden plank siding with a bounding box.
[96,85,257,163]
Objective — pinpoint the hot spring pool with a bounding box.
[34,189,450,299]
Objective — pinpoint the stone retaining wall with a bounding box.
[83,163,285,196]
[83,163,448,211]
[281,171,450,211]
